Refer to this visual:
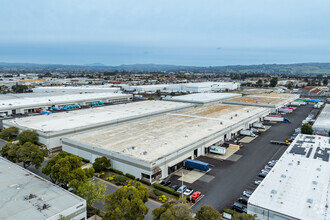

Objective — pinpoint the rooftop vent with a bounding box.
[141,151,148,156]
[316,168,321,171]
[220,122,223,125]
[281,174,286,178]
[312,181,318,185]
[271,189,277,194]
[307,199,313,204]
[36,203,50,211]
[235,114,238,117]
[24,194,37,200]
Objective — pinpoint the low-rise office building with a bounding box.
[0,157,86,220]
[247,134,330,220]
[62,104,269,182]
[0,93,132,116]
[3,101,194,149]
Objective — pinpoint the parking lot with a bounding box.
[166,104,316,212]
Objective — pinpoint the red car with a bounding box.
[191,191,201,200]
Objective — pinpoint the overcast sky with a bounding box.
[0,0,329,66]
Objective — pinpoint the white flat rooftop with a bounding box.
[66,104,268,163]
[34,86,120,91]
[248,134,330,220]
[164,93,241,104]
[0,157,85,220]
[0,93,130,111]
[5,101,193,132]
[313,104,330,130]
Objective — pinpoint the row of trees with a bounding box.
[0,128,48,169]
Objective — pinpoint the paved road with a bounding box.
[93,178,161,220]
[170,104,315,213]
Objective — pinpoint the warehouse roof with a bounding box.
[163,92,242,104]
[313,104,330,131]
[66,104,268,162]
[0,93,131,111]
[225,96,285,104]
[0,157,85,219]
[34,86,120,92]
[5,101,194,132]
[248,134,330,220]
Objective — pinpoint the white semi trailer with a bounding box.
[240,130,256,137]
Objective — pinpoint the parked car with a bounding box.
[183,188,194,196]
[243,191,252,198]
[232,202,247,213]
[254,180,262,185]
[238,197,248,205]
[160,180,171,186]
[261,169,270,174]
[258,172,267,178]
[170,185,179,191]
[177,185,187,193]
[191,191,202,200]
[264,165,272,171]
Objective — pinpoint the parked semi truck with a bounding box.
[209,146,226,155]
[264,115,291,123]
[252,122,265,129]
[279,108,293,113]
[240,130,256,137]
[184,159,209,172]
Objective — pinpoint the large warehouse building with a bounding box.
[247,134,330,220]
[33,86,121,94]
[0,157,86,220]
[62,104,269,182]
[122,82,240,93]
[0,93,132,116]
[312,104,330,136]
[163,92,242,105]
[3,101,194,149]
[222,93,299,113]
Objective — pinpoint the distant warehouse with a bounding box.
[0,157,86,220]
[312,104,330,136]
[3,101,194,149]
[163,92,242,105]
[248,134,330,220]
[222,93,299,113]
[62,104,269,182]
[0,93,132,116]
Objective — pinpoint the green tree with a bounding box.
[0,126,18,140]
[270,77,278,87]
[301,123,313,135]
[76,180,106,207]
[92,156,111,172]
[232,212,256,220]
[16,142,48,169]
[256,79,262,87]
[152,202,194,220]
[323,78,328,86]
[287,81,293,89]
[195,205,222,220]
[104,185,149,220]
[156,89,161,97]
[18,130,39,145]
[12,84,30,93]
[0,142,20,162]
[42,151,70,182]
[147,97,155,100]
[49,154,95,188]
[0,142,47,169]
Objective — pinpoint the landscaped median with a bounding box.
[96,170,194,205]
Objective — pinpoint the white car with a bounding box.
[254,180,262,185]
[243,191,252,198]
[183,188,193,196]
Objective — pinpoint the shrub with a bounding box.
[153,183,176,195]
[110,168,124,175]
[18,130,38,145]
[153,189,163,196]
[82,158,90,163]
[223,208,237,215]
[158,195,167,203]
[125,173,136,180]
[139,179,151,186]
[93,156,110,172]
[149,191,158,200]
[106,175,115,181]
[114,175,127,183]
[0,127,18,141]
